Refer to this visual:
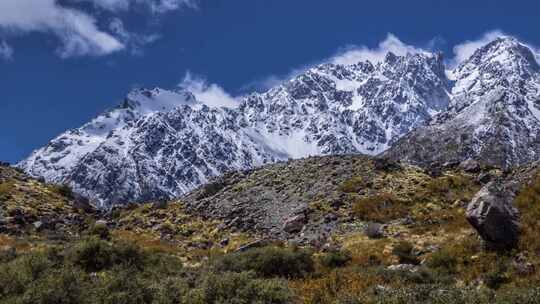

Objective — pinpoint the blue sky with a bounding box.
[1,0,540,163]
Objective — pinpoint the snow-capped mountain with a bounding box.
[385,37,540,167]
[20,37,540,207]
[20,51,451,207]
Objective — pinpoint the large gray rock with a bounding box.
[459,159,481,173]
[466,181,520,250]
[283,214,306,234]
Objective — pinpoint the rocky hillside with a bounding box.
[180,155,482,243]
[0,162,252,259]
[0,163,96,237]
[3,156,540,303]
[386,38,540,168]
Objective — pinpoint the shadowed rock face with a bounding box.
[466,180,520,250]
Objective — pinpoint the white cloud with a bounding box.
[451,30,507,67]
[74,0,197,13]
[0,40,14,60]
[331,33,427,65]
[79,0,130,11]
[0,0,196,58]
[0,0,124,58]
[149,0,198,13]
[179,72,239,108]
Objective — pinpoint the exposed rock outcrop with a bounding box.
[466,180,520,250]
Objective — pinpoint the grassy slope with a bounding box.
[1,159,540,303]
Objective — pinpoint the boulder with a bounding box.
[95,220,108,227]
[283,214,306,233]
[459,159,481,173]
[364,222,384,239]
[513,253,535,276]
[466,181,520,250]
[387,264,419,272]
[33,221,43,231]
[442,161,460,170]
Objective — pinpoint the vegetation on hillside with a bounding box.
[2,161,540,303]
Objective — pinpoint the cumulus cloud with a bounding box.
[331,33,427,65]
[0,0,196,58]
[450,30,507,67]
[0,0,124,58]
[0,40,14,60]
[179,72,239,108]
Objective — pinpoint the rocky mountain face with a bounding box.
[19,51,451,207]
[18,37,540,207]
[385,38,540,168]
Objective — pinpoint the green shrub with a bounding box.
[515,174,540,254]
[92,268,154,304]
[68,238,146,272]
[319,250,352,268]
[339,177,366,193]
[213,246,314,278]
[0,251,55,298]
[0,246,17,263]
[144,252,186,278]
[483,263,510,290]
[68,238,115,272]
[392,241,420,265]
[52,184,74,199]
[426,249,458,274]
[150,277,190,304]
[0,239,192,304]
[378,267,439,285]
[192,271,292,304]
[21,266,87,304]
[88,222,110,240]
[0,182,13,201]
[352,193,410,222]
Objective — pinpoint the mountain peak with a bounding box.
[123,88,197,113]
[455,36,539,77]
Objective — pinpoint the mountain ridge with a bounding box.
[19,37,540,207]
